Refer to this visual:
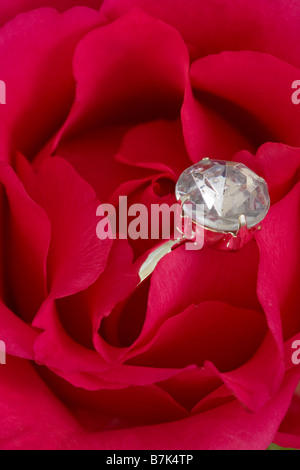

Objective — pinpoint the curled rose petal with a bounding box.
[57,7,190,142]
[16,154,112,298]
[0,160,50,322]
[115,119,192,176]
[182,83,256,163]
[204,332,283,412]
[101,0,300,67]
[0,7,104,159]
[132,241,261,354]
[190,51,300,148]
[54,126,151,201]
[128,301,266,372]
[0,300,37,359]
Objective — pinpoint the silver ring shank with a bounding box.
[138,238,187,284]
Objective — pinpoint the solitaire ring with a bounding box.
[138,158,270,283]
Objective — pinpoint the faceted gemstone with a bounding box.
[175,159,270,232]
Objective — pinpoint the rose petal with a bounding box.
[275,384,300,449]
[39,367,189,430]
[132,240,261,356]
[129,301,266,373]
[1,356,298,449]
[0,7,104,159]
[55,126,153,201]
[158,368,222,412]
[32,238,192,389]
[204,332,283,412]
[116,119,192,176]
[0,300,37,359]
[190,51,300,148]
[58,8,189,141]
[33,294,198,390]
[101,0,300,67]
[0,1,103,25]
[182,83,256,163]
[33,297,135,390]
[236,143,300,203]
[270,334,300,449]
[82,368,299,450]
[16,154,111,298]
[0,160,50,322]
[32,240,136,389]
[256,182,300,348]
[0,357,83,450]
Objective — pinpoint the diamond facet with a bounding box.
[175,159,270,233]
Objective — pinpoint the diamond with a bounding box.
[175,159,270,233]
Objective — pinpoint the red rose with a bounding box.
[0,0,300,450]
